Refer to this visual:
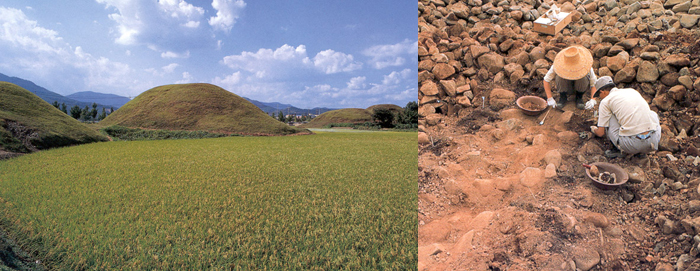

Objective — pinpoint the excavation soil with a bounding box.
[419,101,700,270]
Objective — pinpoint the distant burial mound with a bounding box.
[101,83,310,136]
[366,104,402,115]
[300,108,373,128]
[0,82,107,153]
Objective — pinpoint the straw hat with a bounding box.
[553,45,593,80]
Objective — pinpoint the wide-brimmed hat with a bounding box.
[553,45,593,80]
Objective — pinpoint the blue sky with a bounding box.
[0,1,417,109]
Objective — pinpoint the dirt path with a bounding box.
[419,102,700,270]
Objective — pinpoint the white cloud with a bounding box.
[212,71,242,86]
[220,44,364,82]
[0,7,150,97]
[209,0,246,32]
[362,39,418,69]
[158,0,204,18]
[221,44,311,79]
[161,50,190,59]
[312,50,362,74]
[182,20,200,28]
[382,68,412,85]
[347,76,366,89]
[0,7,65,54]
[162,63,179,73]
[175,71,193,84]
[96,0,211,53]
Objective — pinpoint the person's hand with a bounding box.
[590,126,598,134]
[547,97,556,108]
[585,99,597,110]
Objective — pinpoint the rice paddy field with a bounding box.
[0,131,416,270]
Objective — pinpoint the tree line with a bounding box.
[52,101,113,122]
[371,101,419,129]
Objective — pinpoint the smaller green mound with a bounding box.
[366,104,402,115]
[0,82,108,153]
[101,83,310,136]
[299,108,372,128]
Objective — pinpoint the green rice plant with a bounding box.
[100,125,234,141]
[0,132,417,270]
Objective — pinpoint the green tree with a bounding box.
[372,108,395,128]
[397,101,418,125]
[277,111,284,122]
[98,108,107,120]
[60,103,67,114]
[91,103,98,119]
[52,101,60,109]
[81,106,90,121]
[70,105,82,119]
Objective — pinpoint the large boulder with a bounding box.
[478,53,506,74]
[636,61,659,82]
[489,88,516,111]
[433,63,456,80]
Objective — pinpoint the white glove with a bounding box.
[590,126,598,134]
[547,97,556,108]
[585,99,597,110]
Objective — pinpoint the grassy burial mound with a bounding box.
[100,83,310,136]
[299,108,373,128]
[0,82,107,153]
[366,104,402,115]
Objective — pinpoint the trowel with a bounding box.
[538,107,551,125]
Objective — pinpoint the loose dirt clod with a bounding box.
[522,101,542,111]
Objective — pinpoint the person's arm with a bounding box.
[544,80,553,100]
[590,126,605,137]
[588,68,597,100]
[543,66,556,107]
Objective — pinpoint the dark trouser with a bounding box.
[555,74,590,95]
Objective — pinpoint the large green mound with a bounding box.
[0,82,108,153]
[100,83,310,135]
[300,108,372,128]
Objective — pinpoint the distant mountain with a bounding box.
[66,91,131,108]
[244,97,337,116]
[0,73,111,111]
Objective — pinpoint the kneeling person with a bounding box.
[589,76,661,156]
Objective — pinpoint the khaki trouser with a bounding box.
[606,111,662,155]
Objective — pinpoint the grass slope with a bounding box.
[299,108,372,128]
[0,132,417,270]
[0,82,107,152]
[366,104,402,115]
[101,83,309,136]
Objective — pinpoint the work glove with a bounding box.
[547,97,556,108]
[585,99,597,110]
[590,126,598,134]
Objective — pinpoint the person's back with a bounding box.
[598,88,656,137]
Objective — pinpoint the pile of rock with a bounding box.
[418,0,700,120]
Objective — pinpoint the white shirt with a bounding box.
[597,87,657,136]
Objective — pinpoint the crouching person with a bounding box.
[588,76,661,158]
